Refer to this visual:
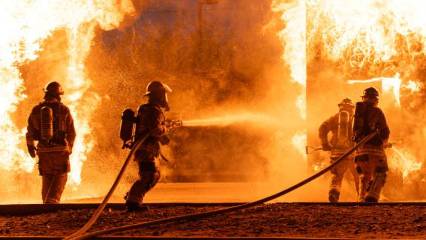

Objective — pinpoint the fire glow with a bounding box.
[308,0,426,66]
[347,74,402,106]
[308,0,425,178]
[0,0,134,185]
[273,0,307,157]
[0,0,424,201]
[392,147,422,179]
[291,132,307,161]
[273,0,306,120]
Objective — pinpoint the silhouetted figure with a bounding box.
[26,82,76,203]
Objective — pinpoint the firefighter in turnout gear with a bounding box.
[125,81,172,212]
[26,82,76,204]
[353,87,390,203]
[319,98,358,202]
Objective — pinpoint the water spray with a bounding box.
[178,112,280,128]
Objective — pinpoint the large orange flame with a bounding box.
[273,0,306,120]
[308,0,426,65]
[272,0,307,158]
[272,0,424,177]
[347,73,402,106]
[308,0,424,176]
[392,147,422,179]
[0,0,134,185]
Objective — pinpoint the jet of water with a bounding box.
[182,112,279,127]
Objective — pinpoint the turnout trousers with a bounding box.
[355,153,388,202]
[38,151,70,204]
[329,155,357,202]
[126,159,160,204]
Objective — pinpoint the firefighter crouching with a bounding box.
[319,98,358,203]
[353,87,390,203]
[26,82,76,204]
[122,81,172,212]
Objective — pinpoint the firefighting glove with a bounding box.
[27,145,36,158]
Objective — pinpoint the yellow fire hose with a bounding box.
[66,131,378,240]
[64,133,149,240]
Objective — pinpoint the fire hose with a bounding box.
[66,131,378,240]
[64,133,150,240]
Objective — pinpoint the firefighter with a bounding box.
[319,98,358,202]
[125,81,172,211]
[353,87,390,203]
[26,82,76,204]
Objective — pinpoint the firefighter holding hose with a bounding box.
[122,81,172,212]
[319,98,358,202]
[26,82,76,204]
[353,87,390,203]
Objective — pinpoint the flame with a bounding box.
[404,80,421,93]
[308,0,426,178]
[308,0,426,66]
[309,0,425,103]
[347,73,402,106]
[291,132,307,161]
[347,73,423,107]
[273,0,308,159]
[0,1,134,185]
[273,0,307,120]
[391,147,422,179]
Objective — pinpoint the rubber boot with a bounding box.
[365,172,386,203]
[364,196,378,203]
[125,201,149,212]
[328,189,340,203]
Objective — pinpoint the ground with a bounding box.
[0,203,424,238]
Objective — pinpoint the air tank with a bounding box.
[120,108,136,146]
[40,106,54,141]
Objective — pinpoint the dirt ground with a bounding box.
[0,203,425,239]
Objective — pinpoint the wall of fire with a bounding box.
[2,0,425,202]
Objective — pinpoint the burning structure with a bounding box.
[0,0,425,204]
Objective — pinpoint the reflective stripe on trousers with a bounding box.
[355,154,388,201]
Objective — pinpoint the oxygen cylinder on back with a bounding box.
[336,110,351,147]
[40,106,54,142]
[353,101,367,142]
[120,108,136,148]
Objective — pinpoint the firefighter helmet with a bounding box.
[144,81,172,96]
[362,87,379,98]
[338,98,354,109]
[44,81,64,96]
[144,81,172,110]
